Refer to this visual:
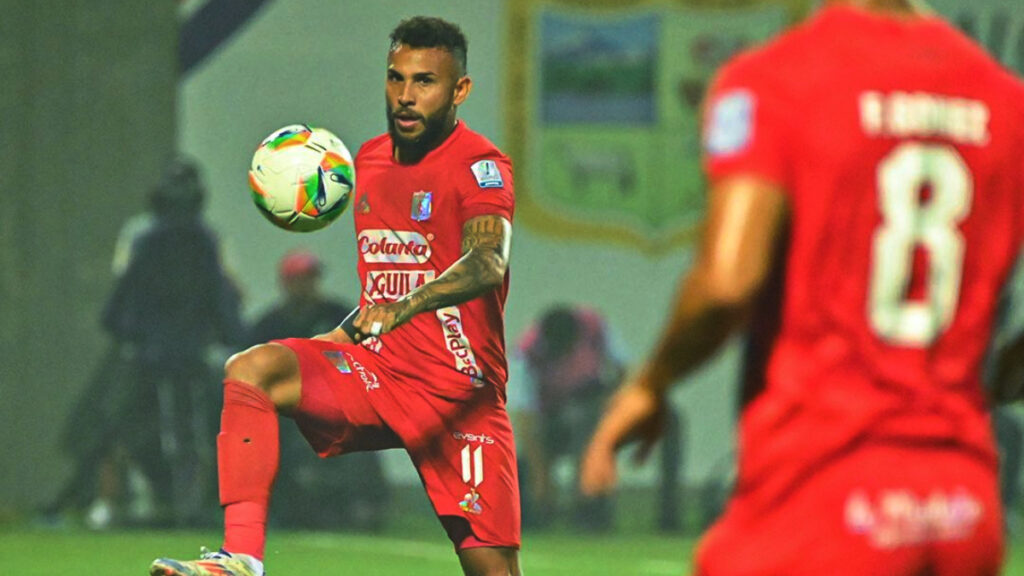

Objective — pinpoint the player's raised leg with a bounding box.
[150,343,302,576]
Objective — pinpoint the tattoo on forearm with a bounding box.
[405,215,510,314]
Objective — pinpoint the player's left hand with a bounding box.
[354,300,417,338]
[579,381,664,496]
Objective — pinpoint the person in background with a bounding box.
[514,305,682,532]
[48,158,242,529]
[246,250,389,531]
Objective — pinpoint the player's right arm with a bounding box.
[581,59,792,496]
[580,175,787,496]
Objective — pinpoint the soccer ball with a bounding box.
[248,124,355,232]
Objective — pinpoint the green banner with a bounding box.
[508,1,786,253]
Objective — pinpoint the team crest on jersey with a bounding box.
[470,160,504,188]
[705,89,754,157]
[411,191,433,221]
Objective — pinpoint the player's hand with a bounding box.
[579,381,665,497]
[354,300,416,338]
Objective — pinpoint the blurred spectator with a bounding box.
[246,250,351,343]
[246,250,390,531]
[513,305,683,532]
[46,158,243,529]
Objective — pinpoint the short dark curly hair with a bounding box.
[389,16,468,75]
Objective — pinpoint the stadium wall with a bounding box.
[0,1,178,511]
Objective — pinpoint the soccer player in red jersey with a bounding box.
[580,0,1024,574]
[151,17,521,576]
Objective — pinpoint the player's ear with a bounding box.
[453,75,472,106]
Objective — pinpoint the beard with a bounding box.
[386,101,453,158]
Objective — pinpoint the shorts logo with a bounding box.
[321,350,351,374]
[470,159,504,188]
[411,191,433,221]
[705,89,754,157]
[348,357,380,391]
[459,487,483,515]
[844,488,983,549]
[453,431,496,445]
[358,229,431,264]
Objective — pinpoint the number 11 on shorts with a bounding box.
[461,445,483,487]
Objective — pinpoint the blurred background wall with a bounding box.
[0,0,177,511]
[1,0,1021,513]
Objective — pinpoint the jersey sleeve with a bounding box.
[702,59,793,189]
[458,154,516,222]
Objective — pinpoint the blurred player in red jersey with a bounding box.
[581,0,1024,574]
[151,16,521,576]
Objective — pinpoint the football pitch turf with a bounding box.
[2,527,1023,576]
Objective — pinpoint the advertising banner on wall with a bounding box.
[506,0,1021,255]
[506,0,787,254]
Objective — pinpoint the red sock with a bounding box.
[218,379,279,560]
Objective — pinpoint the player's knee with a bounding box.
[224,343,297,396]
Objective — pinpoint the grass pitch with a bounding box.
[1,526,1022,576]
[0,528,691,576]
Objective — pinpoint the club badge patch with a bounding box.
[705,89,755,157]
[411,191,433,221]
[470,160,504,188]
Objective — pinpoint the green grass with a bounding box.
[1,526,1022,576]
[4,487,1022,575]
[0,528,690,576]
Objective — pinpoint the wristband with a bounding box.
[337,306,361,340]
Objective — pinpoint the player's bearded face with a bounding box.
[386,94,452,149]
[386,45,468,153]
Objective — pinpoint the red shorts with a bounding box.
[696,443,1003,576]
[274,338,520,550]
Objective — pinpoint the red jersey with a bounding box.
[703,5,1024,504]
[352,121,515,394]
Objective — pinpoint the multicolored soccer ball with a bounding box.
[248,124,355,232]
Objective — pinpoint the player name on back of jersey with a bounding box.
[859,91,990,145]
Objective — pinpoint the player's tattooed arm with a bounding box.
[406,214,511,312]
[353,214,511,337]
